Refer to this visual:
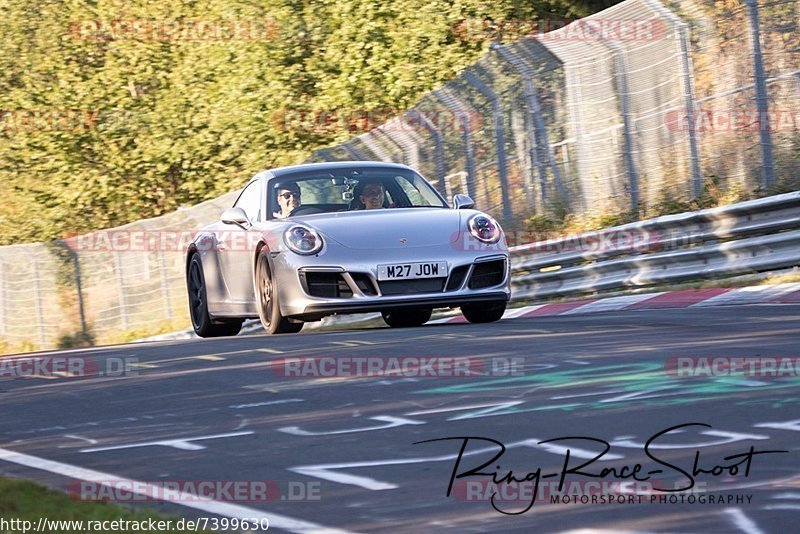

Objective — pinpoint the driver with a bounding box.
[273,183,301,219]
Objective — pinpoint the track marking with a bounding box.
[291,436,621,490]
[127,362,159,369]
[279,416,425,436]
[59,435,98,447]
[331,340,378,347]
[0,447,354,534]
[256,348,284,354]
[229,398,304,409]
[80,431,254,453]
[724,507,765,534]
[764,493,800,511]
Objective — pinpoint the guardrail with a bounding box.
[509,191,800,300]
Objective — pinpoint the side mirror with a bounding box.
[453,194,475,210]
[221,207,250,228]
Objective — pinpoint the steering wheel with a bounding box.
[288,206,325,217]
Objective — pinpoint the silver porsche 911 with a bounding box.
[186,161,510,337]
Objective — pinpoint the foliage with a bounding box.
[0,0,614,245]
[0,477,212,533]
[526,174,759,235]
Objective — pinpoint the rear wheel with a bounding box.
[381,308,432,328]
[255,249,303,334]
[187,254,243,337]
[461,300,506,323]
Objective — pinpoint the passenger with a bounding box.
[354,180,386,210]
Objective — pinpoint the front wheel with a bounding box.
[381,308,432,328]
[461,300,506,323]
[255,249,303,335]
[187,254,243,337]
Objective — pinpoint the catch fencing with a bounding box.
[0,0,798,352]
[308,0,798,220]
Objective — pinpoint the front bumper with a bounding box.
[272,246,510,320]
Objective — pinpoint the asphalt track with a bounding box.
[1,304,799,533]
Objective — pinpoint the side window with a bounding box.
[396,175,427,206]
[234,180,262,222]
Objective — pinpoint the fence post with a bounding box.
[0,260,5,338]
[565,67,591,213]
[642,0,704,199]
[57,240,88,339]
[490,42,566,211]
[158,249,173,320]
[433,88,478,202]
[582,20,640,212]
[114,251,129,331]
[609,46,640,211]
[463,70,513,222]
[73,252,88,339]
[677,24,704,199]
[32,259,46,347]
[744,0,776,189]
[413,110,448,197]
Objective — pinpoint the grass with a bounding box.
[756,270,800,286]
[0,477,212,534]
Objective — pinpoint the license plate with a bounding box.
[377,261,447,281]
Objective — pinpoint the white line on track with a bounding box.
[724,507,766,534]
[0,447,355,534]
[80,431,255,453]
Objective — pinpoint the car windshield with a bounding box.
[268,167,447,219]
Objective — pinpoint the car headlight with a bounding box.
[468,214,501,244]
[284,225,323,255]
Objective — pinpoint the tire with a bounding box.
[187,254,244,337]
[461,300,507,324]
[255,248,304,334]
[381,308,432,328]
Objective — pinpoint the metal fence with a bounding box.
[1,0,798,352]
[309,0,798,217]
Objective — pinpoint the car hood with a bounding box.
[298,208,464,249]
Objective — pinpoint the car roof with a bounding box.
[266,161,413,179]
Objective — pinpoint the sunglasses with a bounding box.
[280,192,300,199]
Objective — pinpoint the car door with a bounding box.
[218,178,263,303]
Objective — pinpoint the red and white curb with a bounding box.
[142,282,800,337]
[432,282,800,324]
